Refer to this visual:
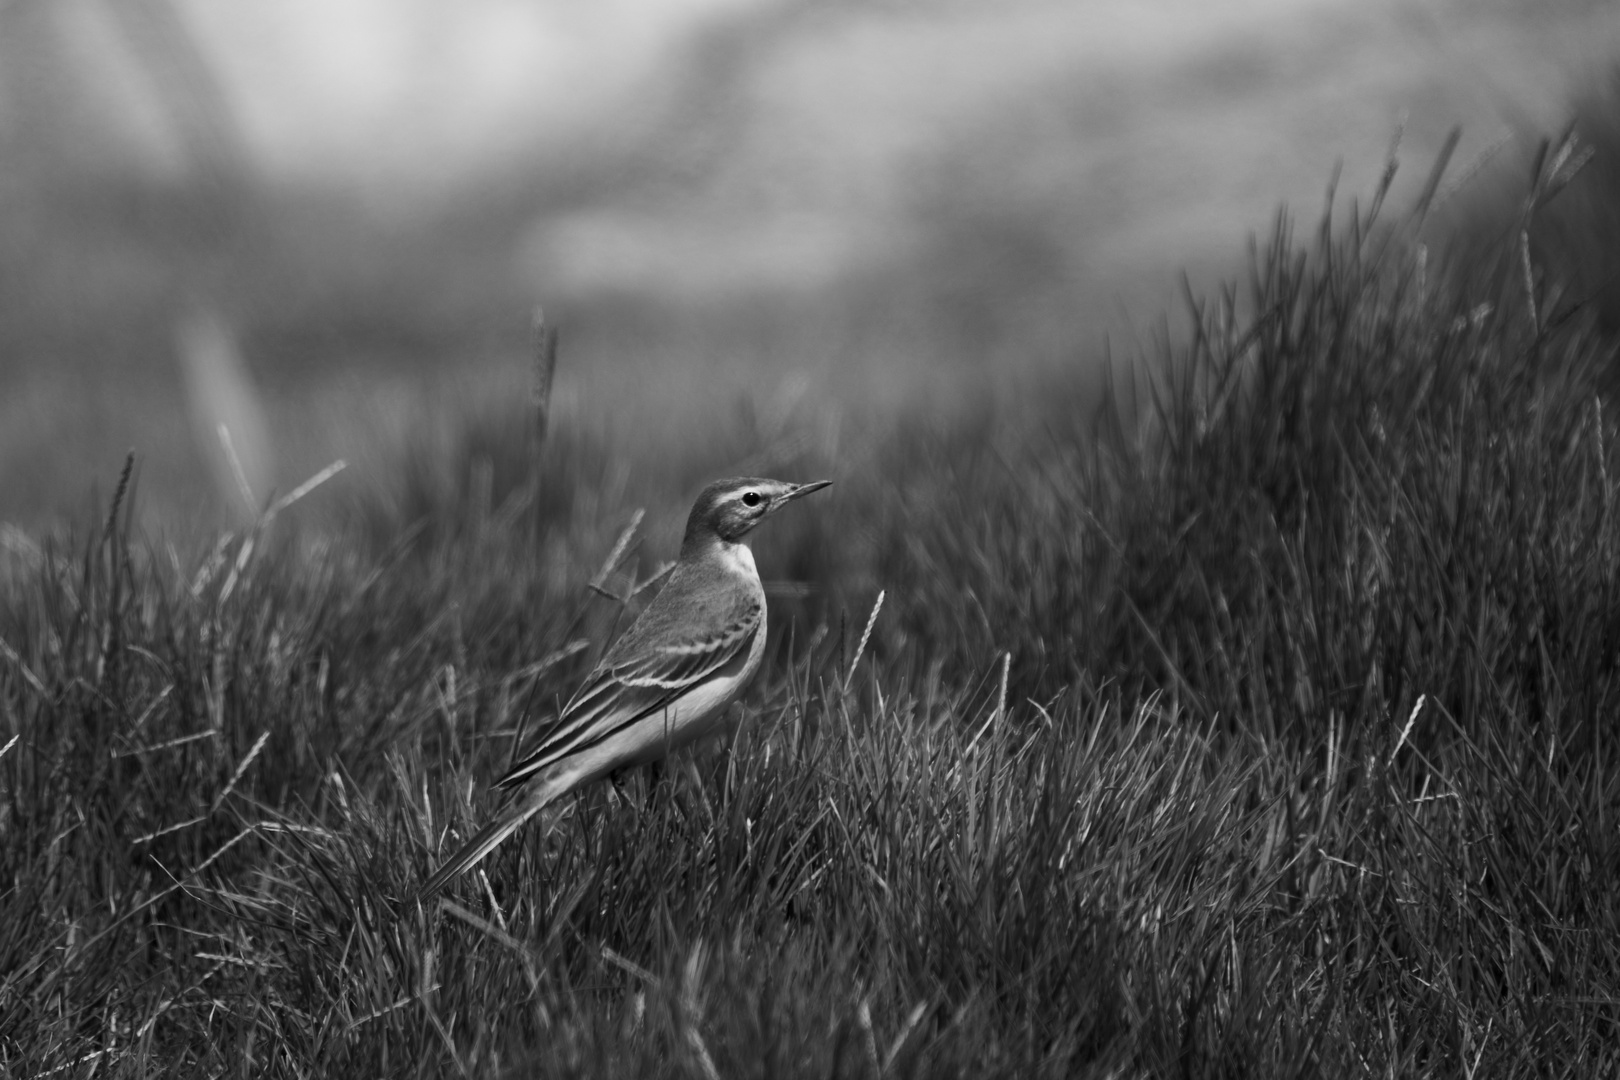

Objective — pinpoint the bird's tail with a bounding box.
[416,770,573,900]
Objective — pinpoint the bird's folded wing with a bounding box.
[497,604,761,788]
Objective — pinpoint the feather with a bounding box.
[497,599,762,786]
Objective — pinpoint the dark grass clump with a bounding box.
[5,147,1620,1076]
[887,144,1620,743]
[1432,67,1620,349]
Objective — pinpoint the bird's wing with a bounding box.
[420,586,761,895]
[496,592,762,788]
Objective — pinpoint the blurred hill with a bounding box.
[0,0,1617,527]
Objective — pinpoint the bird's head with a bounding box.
[683,477,833,549]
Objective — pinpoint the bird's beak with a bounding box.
[778,479,833,506]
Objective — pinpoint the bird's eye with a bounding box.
[742,491,763,508]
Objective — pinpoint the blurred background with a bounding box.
[1,0,1617,531]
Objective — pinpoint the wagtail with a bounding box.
[418,476,831,897]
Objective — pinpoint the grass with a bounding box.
[5,138,1620,1076]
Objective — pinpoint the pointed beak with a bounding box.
[777,479,833,506]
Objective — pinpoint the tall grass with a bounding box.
[4,146,1620,1076]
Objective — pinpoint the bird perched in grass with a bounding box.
[418,476,832,898]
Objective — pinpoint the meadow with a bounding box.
[3,118,1619,1077]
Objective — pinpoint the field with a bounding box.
[3,121,1620,1077]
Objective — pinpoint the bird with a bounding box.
[417,476,832,898]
